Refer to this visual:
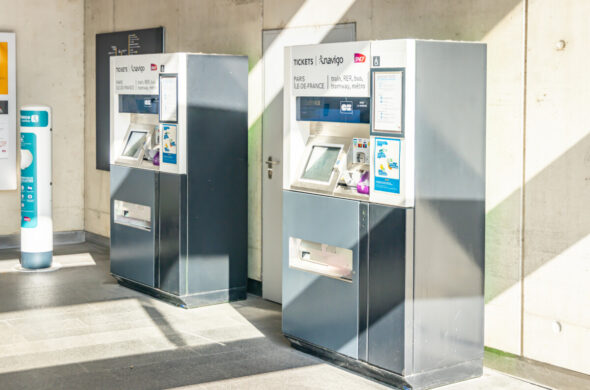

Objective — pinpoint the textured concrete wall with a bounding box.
[0,0,85,235]
[523,0,590,374]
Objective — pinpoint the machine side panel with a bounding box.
[158,172,186,295]
[412,41,486,374]
[282,191,361,359]
[185,55,248,294]
[367,204,406,374]
[110,165,158,287]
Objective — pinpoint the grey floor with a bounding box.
[0,242,545,390]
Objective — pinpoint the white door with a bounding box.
[261,23,356,303]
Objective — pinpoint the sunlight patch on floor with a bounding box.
[0,252,96,273]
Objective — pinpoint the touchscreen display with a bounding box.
[301,145,340,182]
[122,130,147,159]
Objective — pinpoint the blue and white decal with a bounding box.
[20,132,37,228]
[162,123,177,164]
[20,110,49,127]
[373,137,401,194]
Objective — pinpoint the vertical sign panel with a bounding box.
[371,69,404,135]
[95,27,164,171]
[0,32,16,190]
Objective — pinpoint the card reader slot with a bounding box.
[289,237,353,282]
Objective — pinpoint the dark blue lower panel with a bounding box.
[21,251,52,269]
[367,204,407,374]
[110,165,158,288]
[282,190,365,359]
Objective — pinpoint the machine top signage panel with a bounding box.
[111,53,180,95]
[290,41,370,97]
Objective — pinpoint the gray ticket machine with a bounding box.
[110,53,248,308]
[282,40,486,388]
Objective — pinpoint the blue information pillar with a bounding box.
[20,106,53,269]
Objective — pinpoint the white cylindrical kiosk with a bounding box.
[20,106,52,269]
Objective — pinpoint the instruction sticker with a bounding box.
[162,124,177,164]
[372,70,403,133]
[373,137,400,194]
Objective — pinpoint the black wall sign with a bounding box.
[95,27,164,171]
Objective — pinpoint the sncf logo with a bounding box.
[151,64,158,71]
[354,53,366,63]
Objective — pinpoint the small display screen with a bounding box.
[122,130,147,159]
[302,145,340,182]
[119,94,159,114]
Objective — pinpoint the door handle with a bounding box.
[266,156,280,179]
[265,156,280,168]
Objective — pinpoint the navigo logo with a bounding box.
[354,53,366,63]
[151,64,158,71]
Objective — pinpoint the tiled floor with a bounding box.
[0,242,546,389]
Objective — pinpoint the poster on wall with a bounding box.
[0,32,16,190]
[95,27,164,171]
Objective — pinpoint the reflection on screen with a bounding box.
[302,146,340,182]
[122,131,147,159]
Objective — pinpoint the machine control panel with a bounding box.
[111,54,184,174]
[285,40,414,207]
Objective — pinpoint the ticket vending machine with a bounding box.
[283,40,486,389]
[110,53,248,308]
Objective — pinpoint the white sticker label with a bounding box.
[159,76,178,122]
[373,71,403,133]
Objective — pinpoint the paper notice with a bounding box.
[373,71,403,133]
[159,75,177,122]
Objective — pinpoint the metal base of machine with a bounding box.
[20,251,53,269]
[285,335,483,390]
[113,275,247,309]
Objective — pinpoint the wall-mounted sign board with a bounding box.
[95,27,164,171]
[0,32,16,190]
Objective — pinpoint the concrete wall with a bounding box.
[82,0,589,375]
[0,0,85,235]
[522,0,590,374]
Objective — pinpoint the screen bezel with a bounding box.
[370,68,405,136]
[121,130,148,159]
[299,143,343,185]
[159,73,178,123]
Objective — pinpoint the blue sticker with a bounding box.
[161,124,177,164]
[163,153,177,164]
[20,111,49,127]
[20,132,38,228]
[373,137,401,194]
